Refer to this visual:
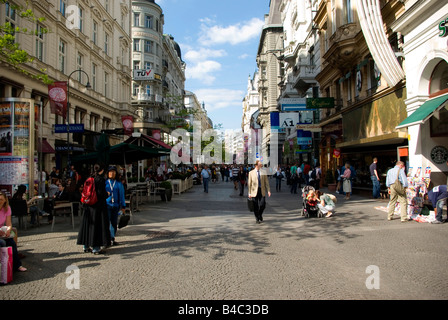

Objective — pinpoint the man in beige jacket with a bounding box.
[248,160,271,223]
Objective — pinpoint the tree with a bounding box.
[0,0,52,84]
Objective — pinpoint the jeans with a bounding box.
[203,178,209,193]
[276,178,282,191]
[371,176,381,199]
[108,205,120,240]
[436,199,446,222]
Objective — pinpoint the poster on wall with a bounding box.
[0,157,29,185]
[13,102,30,156]
[0,103,12,156]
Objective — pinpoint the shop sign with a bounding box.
[133,69,162,81]
[430,146,448,164]
[333,149,341,159]
[306,98,334,109]
[439,18,448,37]
[54,124,84,133]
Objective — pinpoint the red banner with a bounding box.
[333,149,341,159]
[48,81,68,119]
[152,130,161,140]
[122,116,134,136]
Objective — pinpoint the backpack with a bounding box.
[81,177,98,205]
[311,169,317,179]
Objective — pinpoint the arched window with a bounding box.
[429,60,448,136]
[429,60,448,95]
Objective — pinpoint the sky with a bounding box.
[156,0,271,131]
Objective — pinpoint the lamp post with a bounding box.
[66,69,91,169]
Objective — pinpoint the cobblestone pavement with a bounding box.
[1,178,447,300]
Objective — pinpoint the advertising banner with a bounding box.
[48,81,68,118]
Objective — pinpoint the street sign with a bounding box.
[55,124,85,133]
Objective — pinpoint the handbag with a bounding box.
[247,197,255,212]
[118,213,131,229]
[0,246,13,284]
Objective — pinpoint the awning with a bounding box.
[396,94,448,129]
[38,139,55,154]
[124,133,172,150]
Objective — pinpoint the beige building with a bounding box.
[0,0,133,174]
[256,0,284,164]
[131,0,186,143]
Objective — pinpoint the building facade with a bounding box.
[392,0,448,187]
[131,0,186,143]
[0,0,132,176]
[256,0,284,165]
[314,0,409,190]
[278,0,321,166]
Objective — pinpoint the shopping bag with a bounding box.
[118,213,130,229]
[247,198,255,212]
[0,247,13,284]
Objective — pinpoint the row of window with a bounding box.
[133,39,159,55]
[133,12,161,32]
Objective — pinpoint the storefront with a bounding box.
[319,86,408,191]
[391,1,448,187]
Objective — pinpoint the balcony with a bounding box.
[133,93,164,104]
[323,23,362,70]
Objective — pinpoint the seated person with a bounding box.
[48,182,70,223]
[48,178,60,198]
[316,190,336,218]
[0,191,27,272]
[12,185,47,227]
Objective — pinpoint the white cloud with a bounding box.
[194,88,244,112]
[199,17,264,46]
[238,53,250,59]
[186,61,222,84]
[184,48,227,63]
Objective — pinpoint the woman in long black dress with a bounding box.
[77,164,111,255]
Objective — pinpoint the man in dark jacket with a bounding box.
[428,185,448,224]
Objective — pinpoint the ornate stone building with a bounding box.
[0,0,132,174]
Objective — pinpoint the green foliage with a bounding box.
[0,1,53,84]
[160,181,172,190]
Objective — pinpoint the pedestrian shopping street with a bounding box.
[1,178,447,301]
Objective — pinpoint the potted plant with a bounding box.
[160,181,172,201]
[325,169,337,191]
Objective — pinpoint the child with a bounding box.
[306,190,319,207]
[409,188,423,215]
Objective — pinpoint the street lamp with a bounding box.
[66,69,91,168]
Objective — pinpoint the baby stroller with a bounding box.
[300,186,323,218]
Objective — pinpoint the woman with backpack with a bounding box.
[77,164,111,255]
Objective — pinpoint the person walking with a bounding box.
[77,164,111,254]
[105,166,126,246]
[341,163,352,200]
[201,165,211,193]
[237,166,247,196]
[274,166,283,192]
[370,157,381,199]
[248,160,271,224]
[386,161,409,222]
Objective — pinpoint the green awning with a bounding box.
[396,94,448,129]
